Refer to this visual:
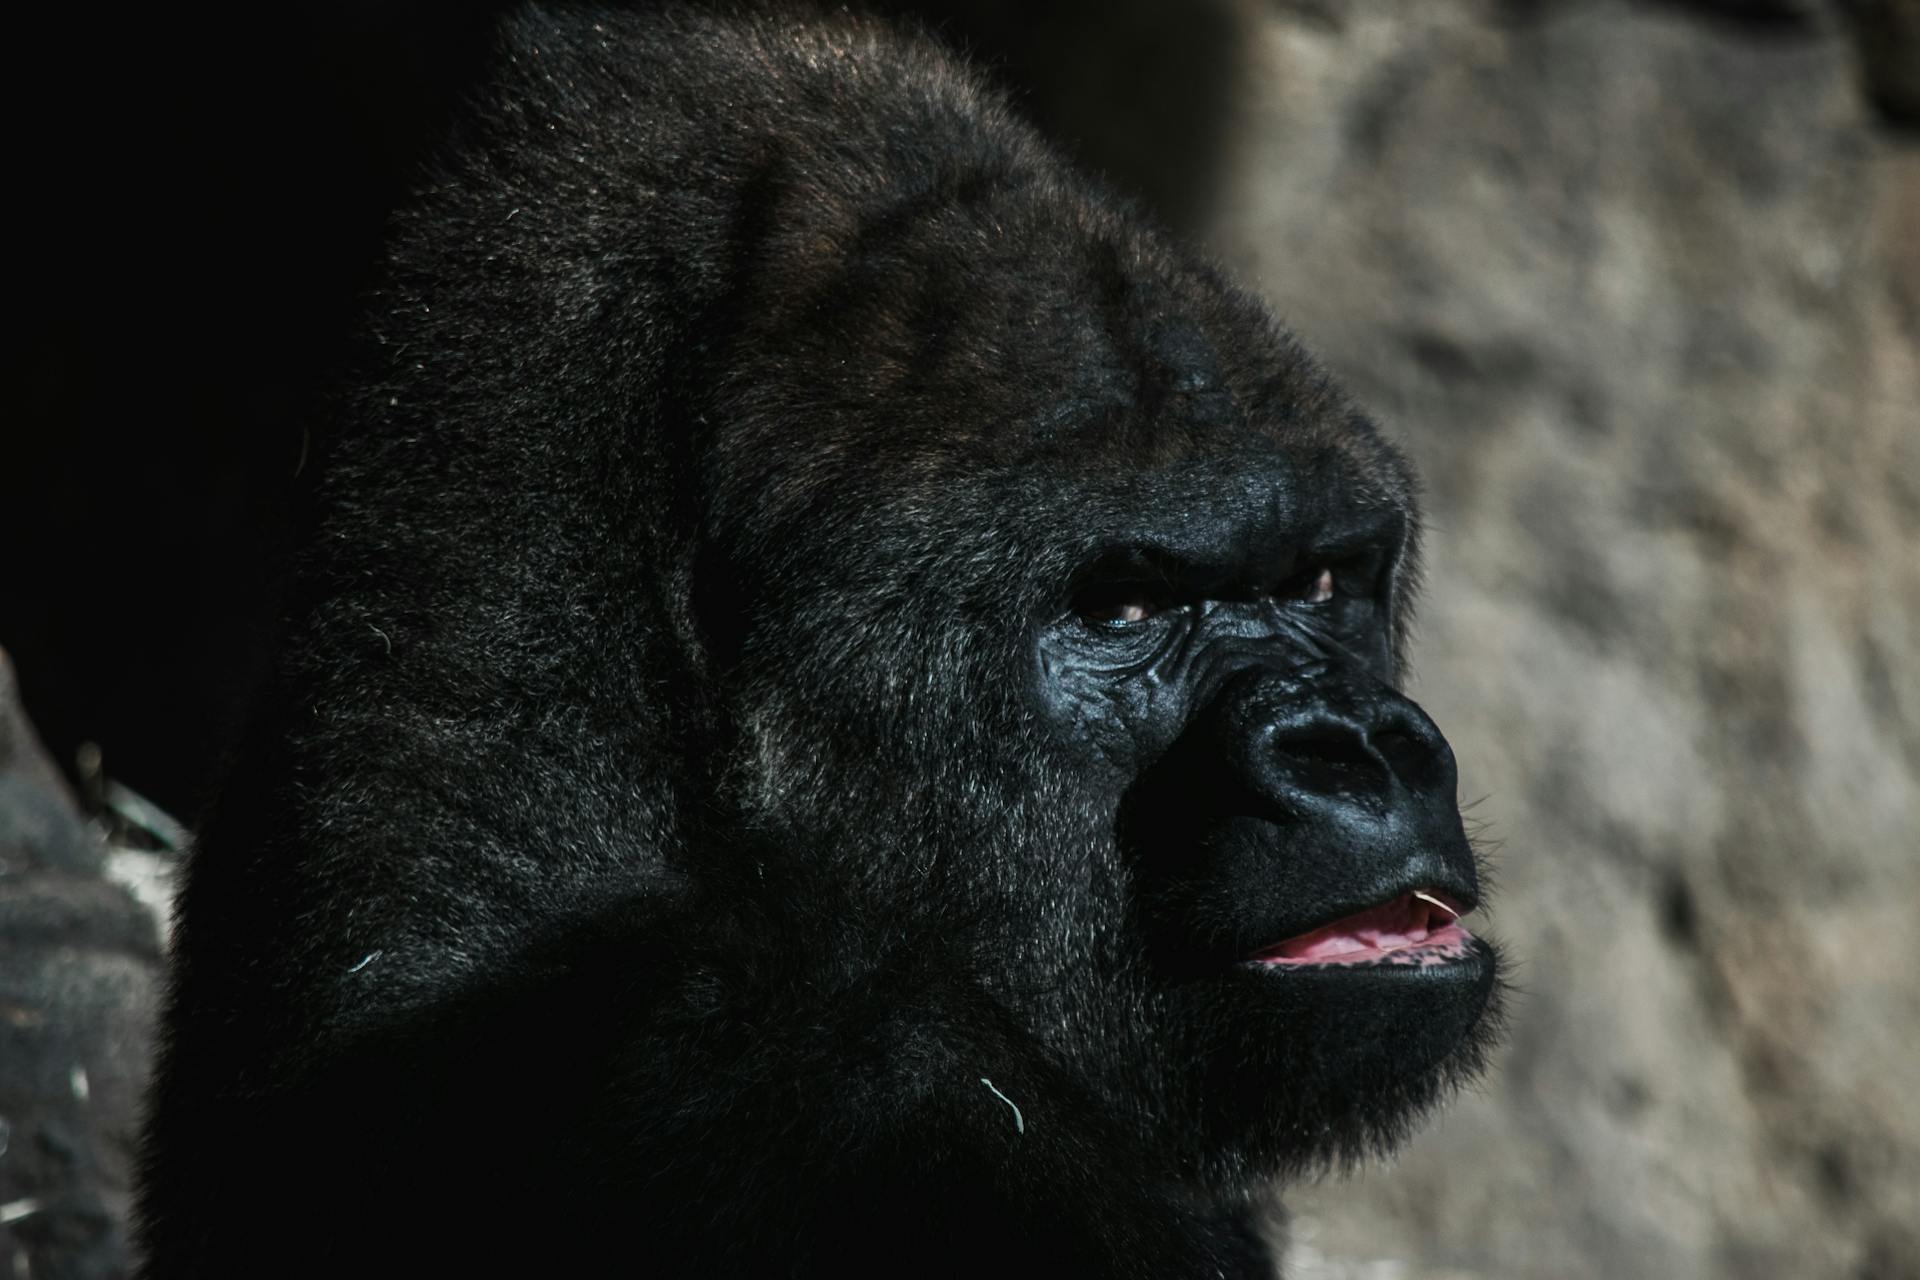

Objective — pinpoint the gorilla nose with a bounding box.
[1258,698,1455,807]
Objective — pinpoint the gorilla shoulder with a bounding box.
[136,5,1501,1276]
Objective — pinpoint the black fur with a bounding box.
[136,5,1501,1275]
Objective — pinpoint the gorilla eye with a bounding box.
[1074,584,1167,628]
[1278,567,1336,605]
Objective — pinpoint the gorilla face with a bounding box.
[1044,467,1494,1170]
[696,192,1499,1182]
[138,5,1500,1273]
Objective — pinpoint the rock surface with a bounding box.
[1201,2,1919,1276]
[0,651,168,1280]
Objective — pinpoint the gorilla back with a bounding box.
[137,5,1500,1275]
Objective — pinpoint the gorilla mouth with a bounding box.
[1249,890,1473,968]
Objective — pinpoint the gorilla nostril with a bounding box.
[1273,728,1377,778]
[1374,728,1428,781]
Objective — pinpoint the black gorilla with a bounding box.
[137,4,1500,1275]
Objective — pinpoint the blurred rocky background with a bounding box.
[1203,3,1919,1277]
[3,0,1915,1276]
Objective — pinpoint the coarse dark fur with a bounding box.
[135,4,1503,1276]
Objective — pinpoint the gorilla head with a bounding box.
[138,4,1500,1275]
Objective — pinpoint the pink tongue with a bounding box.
[1257,893,1438,961]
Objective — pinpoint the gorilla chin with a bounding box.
[1203,936,1501,1173]
[135,3,1502,1276]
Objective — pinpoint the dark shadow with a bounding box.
[4,1,514,818]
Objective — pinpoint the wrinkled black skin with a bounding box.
[136,5,1499,1276]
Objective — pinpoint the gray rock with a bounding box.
[1205,2,1920,1275]
[0,649,169,1280]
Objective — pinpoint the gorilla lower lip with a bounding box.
[1251,891,1474,967]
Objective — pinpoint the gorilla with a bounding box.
[136,3,1501,1275]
